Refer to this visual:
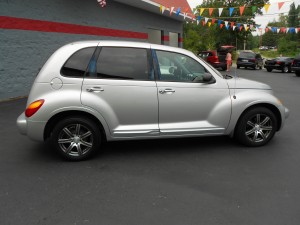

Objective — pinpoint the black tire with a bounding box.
[296,71,300,77]
[235,107,277,147]
[267,68,272,72]
[282,66,289,73]
[237,66,240,69]
[222,66,227,71]
[51,117,102,161]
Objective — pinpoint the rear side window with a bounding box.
[61,47,96,77]
[95,47,150,80]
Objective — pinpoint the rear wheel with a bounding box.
[267,68,272,72]
[237,66,240,69]
[51,117,102,161]
[282,66,289,73]
[296,71,300,77]
[235,107,277,147]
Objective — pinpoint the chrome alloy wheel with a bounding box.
[58,124,93,157]
[245,114,273,143]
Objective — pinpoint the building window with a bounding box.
[148,29,162,45]
[169,32,179,47]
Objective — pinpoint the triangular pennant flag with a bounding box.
[229,7,234,16]
[245,26,249,31]
[200,8,205,16]
[176,7,181,16]
[239,6,245,16]
[265,27,269,32]
[218,8,223,16]
[233,26,236,31]
[204,17,209,24]
[170,7,174,15]
[296,28,299,34]
[197,16,202,21]
[209,8,214,16]
[291,28,296,33]
[218,20,222,27]
[184,13,187,20]
[271,27,276,33]
[220,24,224,29]
[208,22,212,27]
[202,21,206,26]
[244,24,248,29]
[197,19,200,25]
[160,5,163,13]
[226,25,230,30]
[252,6,257,15]
[212,18,216,25]
[162,6,165,14]
[239,26,243,31]
[250,24,253,29]
[278,2,285,10]
[237,23,241,29]
[230,22,235,28]
[264,4,271,13]
[225,21,229,27]
[277,28,280,33]
[287,28,290,33]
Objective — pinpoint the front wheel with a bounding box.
[296,71,300,77]
[235,107,277,147]
[51,117,102,160]
[267,68,272,72]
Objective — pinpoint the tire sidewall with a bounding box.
[51,117,102,161]
[235,107,277,147]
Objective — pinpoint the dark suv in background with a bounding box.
[291,55,300,76]
[237,51,263,70]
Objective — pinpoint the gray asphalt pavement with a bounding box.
[1,68,300,225]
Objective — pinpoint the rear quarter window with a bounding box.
[61,47,96,77]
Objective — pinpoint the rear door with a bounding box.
[81,46,159,138]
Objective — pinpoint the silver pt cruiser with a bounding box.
[17,41,289,160]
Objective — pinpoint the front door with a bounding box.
[154,50,231,136]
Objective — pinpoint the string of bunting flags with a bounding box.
[158,0,300,34]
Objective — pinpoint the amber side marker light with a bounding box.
[25,99,45,117]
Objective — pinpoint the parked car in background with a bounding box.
[199,46,235,71]
[198,50,227,70]
[291,54,300,77]
[16,41,289,161]
[264,57,293,73]
[198,50,227,71]
[237,51,264,70]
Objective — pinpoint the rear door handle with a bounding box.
[86,87,104,93]
[159,89,175,94]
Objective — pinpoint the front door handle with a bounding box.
[159,89,175,94]
[86,87,104,93]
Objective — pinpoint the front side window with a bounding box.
[156,50,208,82]
[95,47,150,80]
[61,47,96,77]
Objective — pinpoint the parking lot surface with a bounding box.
[0,68,300,225]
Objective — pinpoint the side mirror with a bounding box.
[195,73,216,84]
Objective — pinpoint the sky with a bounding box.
[187,0,294,28]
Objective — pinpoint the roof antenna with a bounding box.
[233,37,238,100]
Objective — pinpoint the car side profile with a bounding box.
[264,57,293,73]
[17,41,289,160]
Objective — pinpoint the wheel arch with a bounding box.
[233,103,282,135]
[44,110,107,141]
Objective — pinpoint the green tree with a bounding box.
[183,0,269,52]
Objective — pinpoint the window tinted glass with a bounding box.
[96,47,149,80]
[239,52,255,58]
[61,47,96,77]
[156,50,209,83]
